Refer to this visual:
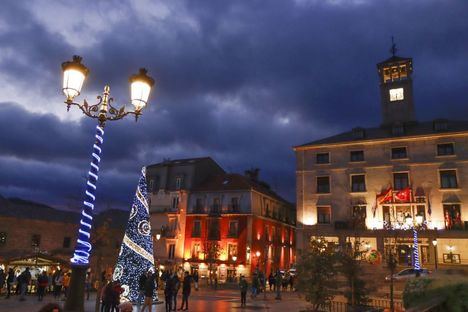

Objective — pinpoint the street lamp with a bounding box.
[405,213,424,271]
[432,238,438,271]
[156,234,161,241]
[232,255,237,262]
[61,55,155,312]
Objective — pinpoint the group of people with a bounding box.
[0,267,72,301]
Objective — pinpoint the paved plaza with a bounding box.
[0,288,311,312]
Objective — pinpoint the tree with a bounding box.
[296,237,336,312]
[338,239,369,309]
[112,167,156,303]
[202,240,223,286]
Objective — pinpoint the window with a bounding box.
[212,198,221,214]
[31,234,41,247]
[195,198,204,213]
[192,220,201,237]
[393,172,409,190]
[264,225,270,241]
[392,124,404,136]
[175,176,183,190]
[317,206,331,224]
[316,153,330,164]
[171,196,179,210]
[192,243,201,259]
[317,176,330,193]
[352,206,366,229]
[230,197,239,212]
[437,143,454,156]
[63,237,71,249]
[443,204,462,230]
[351,175,366,192]
[0,232,6,245]
[350,151,364,162]
[228,244,238,259]
[168,244,176,259]
[389,88,404,101]
[440,170,458,189]
[228,220,239,237]
[391,147,407,159]
[208,219,220,240]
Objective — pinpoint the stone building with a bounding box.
[295,51,468,268]
[0,196,127,280]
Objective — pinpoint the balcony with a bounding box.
[192,205,206,214]
[227,204,240,214]
[209,205,221,216]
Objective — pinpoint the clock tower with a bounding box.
[377,41,415,126]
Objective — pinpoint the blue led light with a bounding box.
[71,125,104,266]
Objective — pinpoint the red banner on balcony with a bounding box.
[377,187,393,204]
[394,187,411,202]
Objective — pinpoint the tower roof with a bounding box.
[377,55,412,68]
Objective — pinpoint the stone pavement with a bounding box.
[0,288,312,312]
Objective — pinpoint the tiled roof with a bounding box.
[147,157,215,167]
[295,120,468,149]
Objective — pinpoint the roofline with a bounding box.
[293,129,468,151]
[146,156,214,168]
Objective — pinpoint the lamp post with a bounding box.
[61,55,155,312]
[255,251,261,270]
[405,213,424,271]
[432,238,438,271]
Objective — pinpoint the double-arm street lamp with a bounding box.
[61,55,155,312]
[405,213,424,271]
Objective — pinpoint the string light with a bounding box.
[71,125,104,265]
[113,167,157,303]
[413,227,420,270]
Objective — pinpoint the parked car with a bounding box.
[385,268,431,281]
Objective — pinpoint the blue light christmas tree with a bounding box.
[112,167,156,303]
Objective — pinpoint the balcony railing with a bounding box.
[209,205,221,216]
[192,205,205,214]
[227,204,240,213]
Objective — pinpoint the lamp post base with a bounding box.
[64,265,88,312]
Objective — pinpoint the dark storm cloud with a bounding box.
[0,0,468,209]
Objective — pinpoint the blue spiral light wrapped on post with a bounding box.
[413,227,421,270]
[71,125,105,265]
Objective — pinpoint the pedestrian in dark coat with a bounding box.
[0,269,5,296]
[268,273,275,291]
[239,275,248,307]
[137,272,147,312]
[141,271,156,312]
[178,271,191,310]
[19,267,31,301]
[6,268,14,298]
[164,272,174,312]
[171,272,180,311]
[37,271,49,301]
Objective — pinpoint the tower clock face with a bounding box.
[389,88,404,101]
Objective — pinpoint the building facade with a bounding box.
[146,157,226,267]
[183,171,296,281]
[295,52,468,268]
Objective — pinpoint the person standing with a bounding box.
[37,271,48,301]
[239,275,248,308]
[110,280,123,312]
[268,273,275,291]
[251,273,259,298]
[141,271,156,312]
[137,272,147,312]
[0,269,5,296]
[274,270,282,300]
[85,273,91,300]
[62,272,70,299]
[164,270,173,312]
[178,271,191,311]
[19,267,31,301]
[171,271,180,311]
[6,268,14,299]
[53,271,63,300]
[193,271,199,291]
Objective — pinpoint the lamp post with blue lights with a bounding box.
[61,55,155,311]
[405,213,424,271]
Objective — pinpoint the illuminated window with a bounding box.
[175,176,183,190]
[192,243,201,259]
[317,207,331,224]
[389,88,404,101]
[228,244,238,258]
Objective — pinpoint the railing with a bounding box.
[209,205,221,216]
[322,298,404,311]
[227,204,240,213]
[192,206,205,214]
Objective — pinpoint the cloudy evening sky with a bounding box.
[0,0,468,211]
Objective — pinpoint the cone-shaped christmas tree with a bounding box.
[112,167,156,303]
